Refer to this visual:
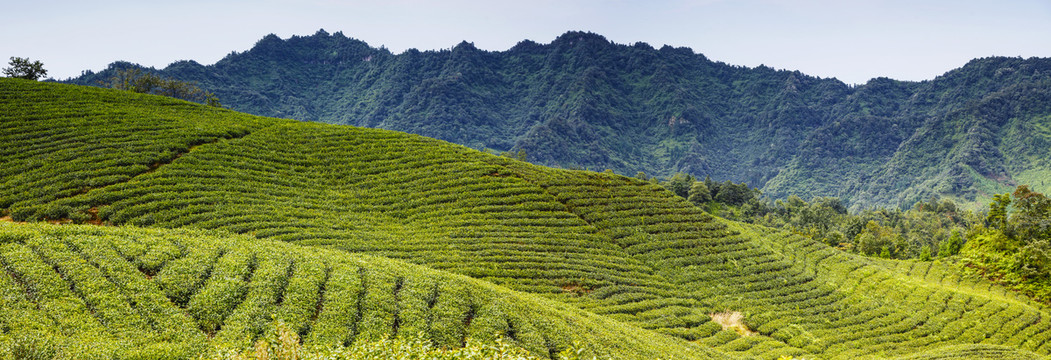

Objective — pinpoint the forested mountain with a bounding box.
[67,30,1051,210]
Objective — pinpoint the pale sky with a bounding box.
[3,0,1050,85]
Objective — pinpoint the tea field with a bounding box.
[1,78,1049,359]
[0,222,723,359]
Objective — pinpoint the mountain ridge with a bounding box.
[65,30,1051,210]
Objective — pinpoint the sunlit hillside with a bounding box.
[2,79,1050,359]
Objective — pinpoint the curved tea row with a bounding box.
[509,163,1051,359]
[0,222,722,359]
[3,79,1051,359]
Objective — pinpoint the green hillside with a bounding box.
[66,31,1051,209]
[4,79,1051,359]
[0,222,723,359]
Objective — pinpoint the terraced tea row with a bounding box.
[2,83,704,335]
[505,163,1051,359]
[45,123,674,303]
[0,80,282,223]
[0,222,724,359]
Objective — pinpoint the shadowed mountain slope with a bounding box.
[66,31,1051,209]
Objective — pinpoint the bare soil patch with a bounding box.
[710,310,758,337]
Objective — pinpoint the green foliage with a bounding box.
[889,344,1045,359]
[687,181,712,205]
[4,79,1051,359]
[664,173,694,199]
[497,149,528,162]
[3,57,47,80]
[64,32,1051,211]
[940,230,965,258]
[713,181,757,207]
[209,321,560,360]
[0,222,716,360]
[0,79,272,222]
[988,193,1012,230]
[98,68,220,106]
[919,245,932,261]
[963,186,1051,303]
[746,195,977,260]
[856,221,904,257]
[662,176,759,211]
[1011,185,1051,242]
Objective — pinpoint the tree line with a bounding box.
[656,172,1051,302]
[965,185,1051,301]
[654,173,1035,260]
[2,57,221,107]
[99,68,221,107]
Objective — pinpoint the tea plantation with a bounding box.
[0,222,723,359]
[2,78,1050,359]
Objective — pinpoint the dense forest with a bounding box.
[66,30,1051,210]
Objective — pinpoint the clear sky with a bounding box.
[3,0,1050,84]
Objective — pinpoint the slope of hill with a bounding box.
[66,30,1051,209]
[4,79,1051,359]
[0,222,723,359]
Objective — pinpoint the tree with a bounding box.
[880,246,892,259]
[703,175,718,199]
[714,181,756,206]
[939,229,964,257]
[664,173,693,199]
[961,185,1051,301]
[987,193,1012,231]
[99,68,221,107]
[1012,185,1051,243]
[102,67,143,91]
[687,181,712,205]
[813,197,847,215]
[855,220,900,257]
[3,57,47,80]
[205,93,222,107]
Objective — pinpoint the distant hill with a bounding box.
[4,79,1051,359]
[65,30,1051,210]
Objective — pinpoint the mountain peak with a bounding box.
[61,31,1051,210]
[453,40,478,51]
[552,31,610,46]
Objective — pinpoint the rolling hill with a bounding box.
[65,30,1051,210]
[0,222,720,359]
[4,79,1051,359]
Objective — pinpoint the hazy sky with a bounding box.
[4,0,1050,84]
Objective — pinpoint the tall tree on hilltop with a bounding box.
[3,57,47,80]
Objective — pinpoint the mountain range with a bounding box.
[66,30,1051,210]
